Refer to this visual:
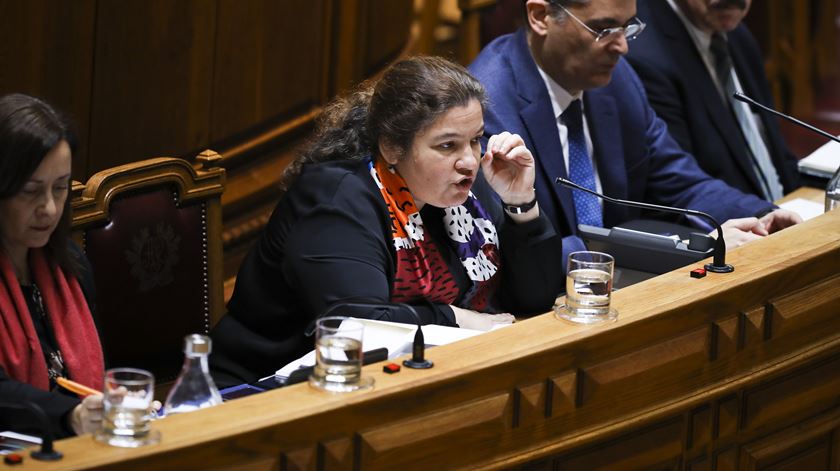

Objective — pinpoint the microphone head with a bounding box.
[732,91,753,106]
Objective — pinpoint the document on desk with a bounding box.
[797,136,840,178]
[0,431,41,455]
[778,198,825,221]
[275,318,502,381]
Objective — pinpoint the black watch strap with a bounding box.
[502,195,538,214]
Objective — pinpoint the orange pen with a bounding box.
[56,377,101,397]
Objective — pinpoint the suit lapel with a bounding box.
[509,31,577,233]
[729,38,782,162]
[651,2,763,194]
[584,91,627,226]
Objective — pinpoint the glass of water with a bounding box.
[557,251,618,324]
[94,368,160,447]
[309,317,374,393]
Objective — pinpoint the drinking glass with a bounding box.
[94,368,160,447]
[309,317,374,392]
[557,251,618,323]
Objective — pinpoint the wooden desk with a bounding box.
[776,186,823,205]
[23,210,840,470]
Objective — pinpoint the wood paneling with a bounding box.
[555,418,684,470]
[549,370,579,417]
[20,202,840,471]
[739,408,840,470]
[88,0,216,171]
[211,0,327,145]
[689,405,712,451]
[358,393,512,469]
[742,355,840,434]
[516,381,548,428]
[2,0,416,284]
[282,446,316,471]
[364,0,415,75]
[0,0,96,178]
[319,436,353,471]
[769,274,840,342]
[713,315,739,360]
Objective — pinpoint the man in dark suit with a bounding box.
[468,0,800,261]
[626,0,799,200]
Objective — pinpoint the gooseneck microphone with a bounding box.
[733,92,840,144]
[555,177,735,273]
[0,401,63,461]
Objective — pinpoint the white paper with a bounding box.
[0,431,41,445]
[275,318,491,380]
[778,198,825,221]
[797,136,840,178]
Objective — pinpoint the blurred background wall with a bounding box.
[1,0,836,288]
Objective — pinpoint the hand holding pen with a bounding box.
[57,377,162,434]
[56,377,105,435]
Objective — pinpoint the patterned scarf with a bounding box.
[369,158,501,312]
[0,248,104,391]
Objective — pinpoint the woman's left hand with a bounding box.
[481,132,536,206]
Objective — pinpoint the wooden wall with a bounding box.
[0,0,415,280]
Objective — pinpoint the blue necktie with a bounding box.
[563,99,603,227]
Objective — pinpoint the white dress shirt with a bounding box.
[535,65,604,199]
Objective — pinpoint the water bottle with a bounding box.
[826,165,840,212]
[163,334,222,415]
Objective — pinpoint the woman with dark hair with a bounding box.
[210,56,563,386]
[0,93,105,438]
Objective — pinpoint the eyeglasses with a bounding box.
[556,4,646,42]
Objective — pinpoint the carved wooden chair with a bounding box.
[71,151,226,386]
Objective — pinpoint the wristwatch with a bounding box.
[502,195,538,214]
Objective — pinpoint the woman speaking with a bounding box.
[211,56,563,386]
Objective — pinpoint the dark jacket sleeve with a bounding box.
[282,173,457,327]
[472,174,564,316]
[0,367,79,439]
[211,165,457,387]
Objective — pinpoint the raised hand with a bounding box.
[481,132,536,207]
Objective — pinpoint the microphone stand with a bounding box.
[0,401,63,461]
[556,177,734,273]
[733,92,840,144]
[397,303,434,369]
[733,92,840,212]
[307,301,433,369]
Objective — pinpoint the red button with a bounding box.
[383,363,401,374]
[690,268,707,279]
[4,453,24,465]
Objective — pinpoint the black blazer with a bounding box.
[626,0,800,198]
[210,159,563,387]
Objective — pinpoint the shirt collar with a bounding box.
[667,0,715,51]
[535,64,584,120]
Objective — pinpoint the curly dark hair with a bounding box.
[282,55,487,191]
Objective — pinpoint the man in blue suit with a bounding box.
[626,0,799,201]
[468,0,800,259]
